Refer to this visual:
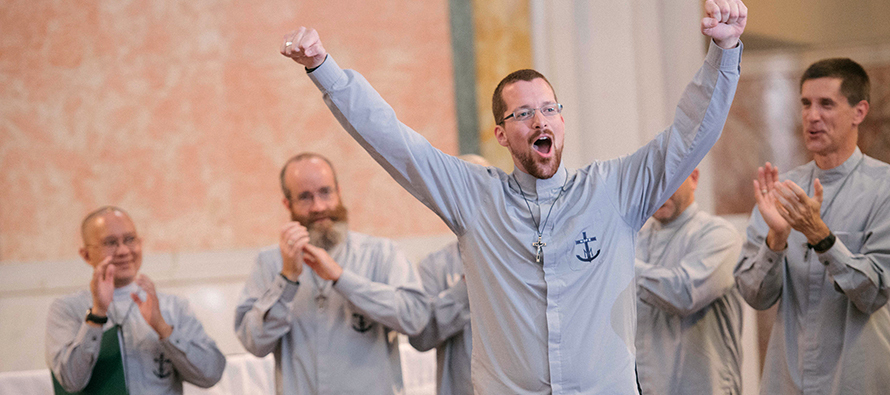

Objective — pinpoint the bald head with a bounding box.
[652,169,699,224]
[280,153,339,202]
[81,206,131,244]
[79,206,143,288]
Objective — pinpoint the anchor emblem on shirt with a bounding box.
[575,232,601,262]
[352,313,373,333]
[153,352,172,379]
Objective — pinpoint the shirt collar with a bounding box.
[114,282,140,298]
[511,165,568,201]
[813,147,863,184]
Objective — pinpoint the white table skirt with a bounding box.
[0,340,437,395]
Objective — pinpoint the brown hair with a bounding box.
[492,69,558,125]
[800,58,870,106]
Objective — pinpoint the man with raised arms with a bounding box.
[280,1,747,393]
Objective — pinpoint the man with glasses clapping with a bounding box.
[45,206,225,394]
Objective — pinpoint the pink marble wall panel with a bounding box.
[0,0,456,262]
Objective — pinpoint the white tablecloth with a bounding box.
[0,341,436,395]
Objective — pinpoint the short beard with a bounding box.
[509,133,563,179]
[292,204,349,250]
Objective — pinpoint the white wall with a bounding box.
[531,0,721,212]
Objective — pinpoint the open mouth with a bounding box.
[533,135,553,156]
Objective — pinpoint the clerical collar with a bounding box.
[813,147,863,184]
[656,202,699,230]
[113,282,140,299]
[511,165,568,201]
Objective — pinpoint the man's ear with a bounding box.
[688,168,700,190]
[79,247,91,266]
[852,99,870,126]
[282,197,292,211]
[494,125,508,147]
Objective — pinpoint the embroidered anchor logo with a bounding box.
[153,352,172,379]
[352,313,373,333]
[575,232,601,262]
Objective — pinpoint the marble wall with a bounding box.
[0,0,457,264]
[472,0,533,172]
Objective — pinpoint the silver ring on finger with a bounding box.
[287,239,295,246]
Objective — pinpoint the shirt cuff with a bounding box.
[751,241,784,277]
[162,326,188,353]
[819,237,854,276]
[332,269,364,297]
[447,277,470,307]
[308,55,346,94]
[75,323,105,354]
[635,260,655,278]
[705,39,743,73]
[255,274,299,312]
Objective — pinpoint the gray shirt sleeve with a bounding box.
[234,253,300,357]
[333,243,431,336]
[636,221,741,317]
[45,298,104,392]
[733,209,785,310]
[307,57,491,237]
[409,249,470,351]
[160,297,227,388]
[819,198,890,314]
[603,41,742,230]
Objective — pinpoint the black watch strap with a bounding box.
[85,308,108,324]
[808,232,836,254]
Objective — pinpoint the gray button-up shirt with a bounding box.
[308,41,741,394]
[409,242,473,395]
[635,203,743,394]
[735,148,890,394]
[46,283,226,394]
[234,231,430,395]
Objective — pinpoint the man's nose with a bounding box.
[803,107,820,122]
[114,241,132,255]
[310,197,327,213]
[531,109,548,129]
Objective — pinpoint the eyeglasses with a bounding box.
[502,103,563,124]
[88,235,141,251]
[290,187,337,208]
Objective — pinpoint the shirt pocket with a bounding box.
[835,231,868,254]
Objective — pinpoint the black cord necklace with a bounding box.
[512,173,568,264]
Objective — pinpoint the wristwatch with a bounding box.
[808,232,836,254]
[85,308,108,325]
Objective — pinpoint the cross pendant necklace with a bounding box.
[512,173,567,265]
[532,235,546,264]
[310,272,328,308]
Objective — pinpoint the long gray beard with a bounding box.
[309,221,347,250]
